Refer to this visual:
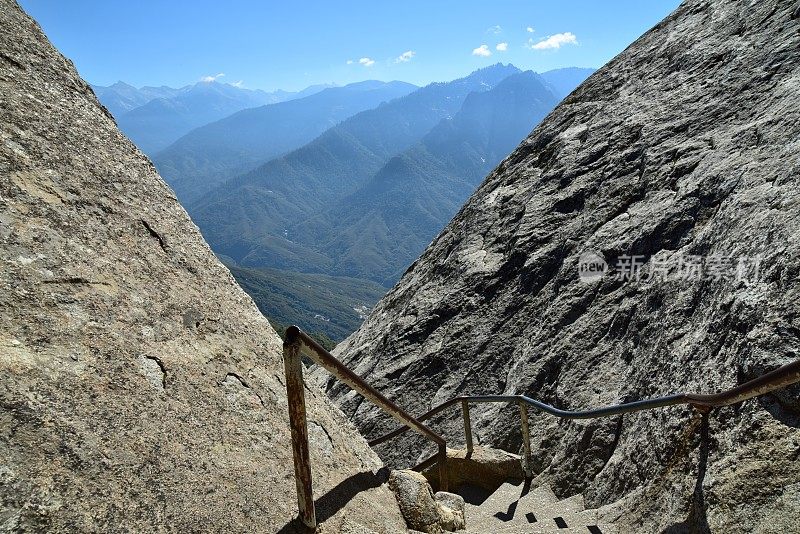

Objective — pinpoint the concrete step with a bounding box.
[477,480,533,509]
[462,523,614,534]
[518,484,560,511]
[460,480,615,534]
[464,480,542,532]
[523,493,585,521]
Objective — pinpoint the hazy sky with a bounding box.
[20,0,681,91]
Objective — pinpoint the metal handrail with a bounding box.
[370,359,800,476]
[282,326,448,529]
[281,322,800,528]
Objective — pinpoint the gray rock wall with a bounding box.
[329,0,800,531]
[0,2,405,532]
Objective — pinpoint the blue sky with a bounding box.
[20,0,681,91]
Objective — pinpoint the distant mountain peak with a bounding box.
[538,66,597,98]
[457,62,522,87]
[109,80,136,89]
[473,62,521,74]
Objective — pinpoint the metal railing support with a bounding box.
[518,400,533,478]
[280,324,800,527]
[461,399,474,454]
[282,326,449,527]
[437,444,448,490]
[283,338,316,528]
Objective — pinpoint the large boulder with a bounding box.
[390,470,442,532]
[424,447,525,492]
[328,0,800,532]
[388,470,465,532]
[434,492,466,532]
[0,1,405,532]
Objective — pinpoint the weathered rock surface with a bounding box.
[389,470,465,532]
[433,492,466,532]
[0,2,405,532]
[390,470,442,532]
[424,447,525,493]
[328,0,800,532]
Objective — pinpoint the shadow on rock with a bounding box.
[277,467,390,533]
[760,393,800,429]
[662,412,711,534]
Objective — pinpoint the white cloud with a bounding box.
[200,72,225,82]
[487,25,503,34]
[528,32,578,50]
[231,80,244,88]
[359,57,375,67]
[527,26,535,33]
[496,42,508,52]
[395,50,416,63]
[346,59,354,64]
[472,44,492,57]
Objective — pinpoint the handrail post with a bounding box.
[283,338,317,529]
[518,400,533,478]
[438,444,449,492]
[461,399,474,454]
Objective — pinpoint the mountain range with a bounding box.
[92,80,337,154]
[180,64,593,339]
[115,81,296,154]
[91,81,183,116]
[154,80,418,203]
[189,64,524,268]
[157,68,591,210]
[95,65,594,341]
[188,66,585,279]
[290,70,562,284]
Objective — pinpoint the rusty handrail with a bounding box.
[370,359,800,473]
[281,322,800,529]
[282,326,448,529]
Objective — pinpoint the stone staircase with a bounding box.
[460,479,615,533]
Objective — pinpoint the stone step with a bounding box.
[477,480,532,508]
[523,493,585,520]
[461,481,615,534]
[464,480,537,532]
[465,481,557,513]
[462,511,615,533]
[462,522,614,534]
[517,484,560,511]
[462,526,609,534]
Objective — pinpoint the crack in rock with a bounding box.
[222,372,266,408]
[140,219,167,252]
[42,277,109,286]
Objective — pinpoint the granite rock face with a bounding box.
[328,0,800,532]
[0,2,405,532]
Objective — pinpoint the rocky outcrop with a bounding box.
[388,470,465,532]
[0,1,405,532]
[328,0,800,532]
[433,493,466,532]
[425,447,526,493]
